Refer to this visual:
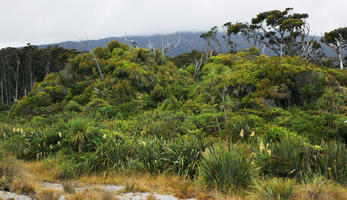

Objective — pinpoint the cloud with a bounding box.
[0,0,346,48]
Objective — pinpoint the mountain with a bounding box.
[38,32,257,57]
[38,32,336,58]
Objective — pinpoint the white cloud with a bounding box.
[0,0,346,48]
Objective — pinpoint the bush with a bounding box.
[198,143,254,191]
[64,100,84,112]
[261,125,297,143]
[97,105,118,119]
[318,141,347,183]
[132,137,166,173]
[257,135,318,180]
[253,178,296,200]
[163,136,210,178]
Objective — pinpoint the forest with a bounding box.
[0,8,346,200]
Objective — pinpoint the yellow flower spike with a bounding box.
[58,132,62,137]
[103,134,107,139]
[259,141,265,152]
[250,131,255,137]
[267,149,272,155]
[239,129,244,138]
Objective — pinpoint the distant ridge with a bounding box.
[38,32,253,57]
[38,32,334,57]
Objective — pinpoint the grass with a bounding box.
[63,181,76,193]
[4,159,347,199]
[0,152,36,195]
[252,178,296,200]
[198,143,254,191]
[34,188,62,200]
[67,191,119,200]
[295,176,347,200]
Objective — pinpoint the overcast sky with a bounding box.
[1,0,346,48]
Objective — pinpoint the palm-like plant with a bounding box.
[68,118,90,154]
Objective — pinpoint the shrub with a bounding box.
[97,105,118,119]
[253,178,296,200]
[318,141,347,183]
[257,135,318,180]
[198,143,254,191]
[163,136,210,178]
[132,137,166,173]
[88,133,133,172]
[261,125,297,143]
[68,117,91,154]
[64,100,84,112]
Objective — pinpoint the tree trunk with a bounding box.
[209,94,221,132]
[337,49,344,70]
[45,58,51,76]
[336,40,344,70]
[78,142,83,154]
[219,87,229,129]
[15,54,20,100]
[0,79,3,104]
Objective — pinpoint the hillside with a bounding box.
[0,40,346,199]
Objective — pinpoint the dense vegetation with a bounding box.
[0,44,78,107]
[0,8,346,200]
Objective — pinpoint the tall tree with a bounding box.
[225,8,321,59]
[321,27,347,70]
[200,26,221,57]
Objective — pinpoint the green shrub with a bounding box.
[97,105,118,119]
[198,143,254,191]
[92,134,133,171]
[253,178,296,200]
[163,136,210,178]
[132,137,166,173]
[68,117,91,154]
[257,135,318,180]
[318,141,347,183]
[262,125,297,143]
[2,135,27,159]
[63,100,84,112]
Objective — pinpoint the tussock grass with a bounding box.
[252,178,296,200]
[295,176,347,200]
[34,188,61,200]
[198,143,254,191]
[63,181,76,194]
[66,191,118,200]
[0,151,36,195]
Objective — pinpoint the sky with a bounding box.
[1,0,346,48]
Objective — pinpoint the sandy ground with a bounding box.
[0,182,196,200]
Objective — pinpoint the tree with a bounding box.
[200,26,221,57]
[69,118,91,154]
[160,35,181,65]
[225,8,321,59]
[321,27,347,70]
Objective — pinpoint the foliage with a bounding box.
[253,178,296,200]
[198,143,254,191]
[318,141,347,183]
